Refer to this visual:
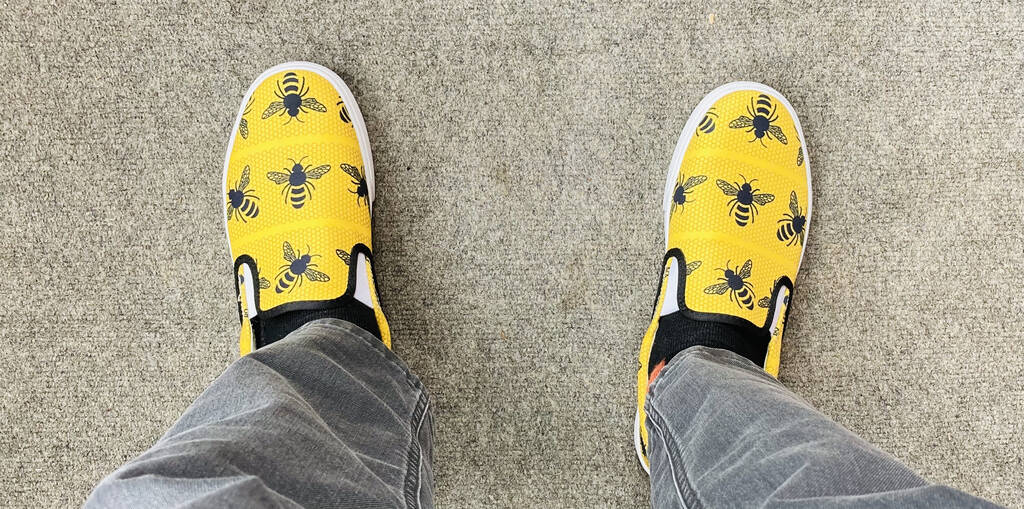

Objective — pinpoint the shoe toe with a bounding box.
[224,63,374,317]
[666,84,810,331]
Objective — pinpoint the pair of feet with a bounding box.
[222,63,811,474]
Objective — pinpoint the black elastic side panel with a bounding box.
[257,295,380,348]
[649,311,770,374]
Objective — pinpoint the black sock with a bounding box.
[649,311,770,375]
[254,295,380,349]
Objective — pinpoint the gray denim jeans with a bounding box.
[85,319,999,508]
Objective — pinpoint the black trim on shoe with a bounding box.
[650,312,768,373]
[258,296,379,347]
[233,243,383,349]
[663,247,794,335]
[646,248,795,370]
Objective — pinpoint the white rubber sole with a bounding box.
[634,408,648,474]
[220,62,377,351]
[637,81,814,474]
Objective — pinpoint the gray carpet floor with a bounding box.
[2,1,1023,507]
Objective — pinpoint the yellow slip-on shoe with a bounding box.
[223,62,391,355]
[634,82,812,473]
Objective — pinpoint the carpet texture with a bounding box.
[1,1,1022,507]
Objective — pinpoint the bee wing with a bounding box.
[758,296,771,308]
[704,282,730,295]
[685,260,702,275]
[681,175,708,191]
[239,166,250,191]
[262,101,285,119]
[239,118,249,139]
[302,97,328,112]
[225,201,233,217]
[259,277,271,289]
[739,259,752,279]
[304,267,331,282]
[266,171,290,184]
[752,193,775,205]
[340,163,362,180]
[789,190,800,216]
[797,146,804,166]
[768,125,788,145]
[305,165,331,179]
[729,116,753,129]
[336,249,351,265]
[282,242,296,262]
[716,179,739,196]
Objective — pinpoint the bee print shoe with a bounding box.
[223,62,390,356]
[634,82,812,473]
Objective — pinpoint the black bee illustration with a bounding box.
[237,273,271,291]
[262,72,327,124]
[729,94,788,146]
[337,97,351,124]
[684,260,702,275]
[239,96,254,139]
[696,108,718,136]
[267,158,330,209]
[227,166,260,222]
[758,278,790,308]
[704,259,756,310]
[776,191,807,246]
[340,163,369,206]
[796,145,804,166]
[336,248,351,265]
[275,242,330,293]
[671,174,708,214]
[717,175,775,226]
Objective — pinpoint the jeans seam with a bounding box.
[308,319,430,508]
[647,395,703,509]
[403,390,430,509]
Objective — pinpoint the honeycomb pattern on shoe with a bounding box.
[635,83,811,473]
[224,63,387,354]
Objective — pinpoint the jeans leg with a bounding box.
[85,318,434,509]
[645,346,1001,509]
